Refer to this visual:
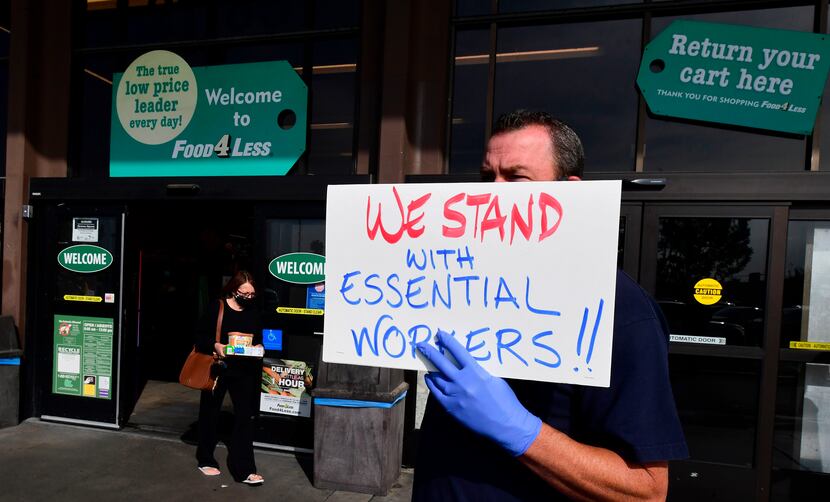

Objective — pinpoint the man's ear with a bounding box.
[557,175,581,181]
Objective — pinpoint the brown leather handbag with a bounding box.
[179,300,224,390]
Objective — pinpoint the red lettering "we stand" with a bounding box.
[365,187,564,245]
[365,187,432,244]
[442,192,563,244]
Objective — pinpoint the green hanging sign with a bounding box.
[57,245,113,273]
[637,20,830,135]
[110,50,307,177]
[269,252,325,284]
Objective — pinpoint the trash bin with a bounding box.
[311,362,408,495]
[0,316,22,429]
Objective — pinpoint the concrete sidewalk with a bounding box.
[0,419,413,502]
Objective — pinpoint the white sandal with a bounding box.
[242,474,264,485]
[198,466,221,476]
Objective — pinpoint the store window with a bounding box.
[820,6,830,172]
[493,19,641,172]
[655,217,769,347]
[644,7,813,172]
[773,361,830,500]
[455,0,490,18]
[307,39,358,176]
[499,0,640,13]
[781,221,830,347]
[83,1,307,48]
[449,29,489,174]
[670,355,760,466]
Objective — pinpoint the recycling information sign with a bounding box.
[637,21,830,135]
[110,50,307,177]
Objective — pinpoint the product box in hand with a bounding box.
[225,332,263,357]
[225,345,265,357]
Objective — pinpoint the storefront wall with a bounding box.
[3,0,830,500]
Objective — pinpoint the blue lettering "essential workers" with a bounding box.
[349,314,563,369]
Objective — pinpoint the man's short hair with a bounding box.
[492,110,585,178]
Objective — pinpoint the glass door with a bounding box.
[32,203,127,428]
[253,201,326,451]
[640,204,781,502]
[772,210,830,501]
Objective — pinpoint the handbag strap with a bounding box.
[215,299,224,343]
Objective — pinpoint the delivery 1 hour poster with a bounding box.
[53,315,113,399]
[260,358,313,417]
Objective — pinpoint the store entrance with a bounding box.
[125,201,253,435]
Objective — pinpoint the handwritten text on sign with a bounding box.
[322,181,621,387]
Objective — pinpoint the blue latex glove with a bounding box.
[417,330,542,456]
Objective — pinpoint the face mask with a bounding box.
[234,294,254,308]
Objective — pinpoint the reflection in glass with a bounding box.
[308,39,358,175]
[499,0,639,12]
[83,1,310,48]
[455,0,490,17]
[644,8,811,172]
[493,20,641,172]
[774,361,830,498]
[656,217,769,346]
[670,355,759,466]
[782,221,830,347]
[450,30,489,174]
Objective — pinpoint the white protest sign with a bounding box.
[323,181,621,387]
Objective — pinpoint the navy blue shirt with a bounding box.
[412,270,688,501]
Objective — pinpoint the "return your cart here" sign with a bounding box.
[637,20,830,134]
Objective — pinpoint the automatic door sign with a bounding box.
[693,277,723,305]
[637,20,830,134]
[110,50,307,176]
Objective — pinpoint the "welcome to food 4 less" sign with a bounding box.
[110,50,307,177]
[637,21,830,134]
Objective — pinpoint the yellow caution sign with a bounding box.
[276,307,324,316]
[789,341,830,351]
[64,295,103,303]
[693,278,722,305]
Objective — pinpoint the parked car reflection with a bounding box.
[658,300,765,346]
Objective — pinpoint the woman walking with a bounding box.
[195,270,264,485]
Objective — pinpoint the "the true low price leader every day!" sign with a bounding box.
[323,181,621,387]
[110,50,307,177]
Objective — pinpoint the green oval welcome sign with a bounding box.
[269,252,325,284]
[58,245,114,273]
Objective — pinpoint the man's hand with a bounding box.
[417,330,542,456]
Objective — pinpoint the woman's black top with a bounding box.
[195,298,263,374]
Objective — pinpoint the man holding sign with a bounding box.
[412,111,688,501]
